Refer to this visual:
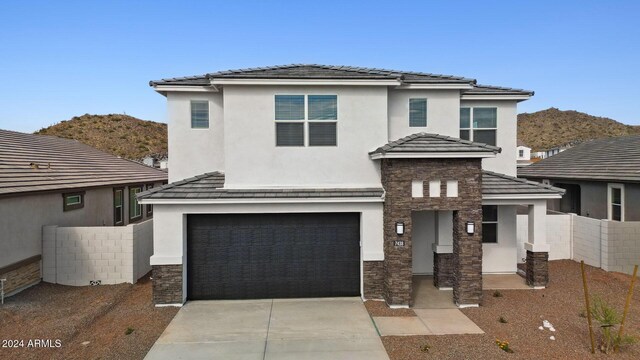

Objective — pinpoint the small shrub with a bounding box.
[125,327,134,335]
[499,316,508,323]
[493,290,503,298]
[578,310,587,318]
[495,339,513,353]
[419,344,431,353]
[591,296,638,354]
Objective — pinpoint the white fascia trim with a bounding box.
[139,197,384,205]
[153,85,219,93]
[396,83,474,90]
[370,152,496,160]
[460,95,531,100]
[150,255,183,265]
[211,78,401,86]
[482,193,562,201]
[363,252,384,261]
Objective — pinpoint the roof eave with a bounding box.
[369,151,498,160]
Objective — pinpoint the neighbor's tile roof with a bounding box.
[483,171,565,196]
[518,135,640,182]
[138,172,384,200]
[370,133,501,155]
[0,129,167,196]
[461,84,534,96]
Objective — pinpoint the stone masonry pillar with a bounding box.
[525,201,550,288]
[452,209,483,306]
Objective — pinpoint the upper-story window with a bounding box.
[191,100,209,129]
[409,98,427,127]
[275,95,337,147]
[460,107,497,146]
[519,149,524,157]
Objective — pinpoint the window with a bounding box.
[608,184,624,221]
[129,186,143,221]
[63,192,85,211]
[446,180,458,197]
[482,205,498,243]
[113,188,124,225]
[460,107,497,146]
[190,100,209,128]
[411,180,424,198]
[409,98,427,127]
[519,149,524,157]
[275,95,337,146]
[429,180,441,197]
[146,184,154,216]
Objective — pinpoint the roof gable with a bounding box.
[370,133,501,159]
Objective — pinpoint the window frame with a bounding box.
[62,191,85,212]
[145,184,154,217]
[460,107,498,146]
[113,187,125,226]
[482,205,499,244]
[190,100,210,129]
[129,185,143,222]
[409,98,428,127]
[274,94,338,147]
[607,183,625,221]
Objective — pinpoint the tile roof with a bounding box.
[518,135,640,182]
[139,170,562,200]
[138,172,384,200]
[370,133,501,156]
[482,171,565,196]
[150,64,474,86]
[0,129,167,196]
[462,84,534,96]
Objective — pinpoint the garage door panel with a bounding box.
[187,213,360,300]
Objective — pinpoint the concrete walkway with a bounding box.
[145,298,389,360]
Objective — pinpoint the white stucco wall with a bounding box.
[412,211,436,274]
[167,91,225,182]
[42,219,153,286]
[482,205,518,273]
[517,146,531,160]
[460,100,518,176]
[387,89,460,141]
[221,85,387,188]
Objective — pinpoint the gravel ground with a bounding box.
[365,300,416,317]
[0,275,178,360]
[375,260,640,359]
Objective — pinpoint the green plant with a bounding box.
[499,316,508,323]
[590,296,638,354]
[579,309,587,318]
[419,344,431,352]
[493,290,503,298]
[125,327,134,335]
[495,339,513,353]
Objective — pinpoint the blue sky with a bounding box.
[1,0,639,132]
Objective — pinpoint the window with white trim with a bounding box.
[63,192,85,211]
[275,95,337,146]
[482,205,498,243]
[129,186,143,222]
[190,100,209,128]
[608,183,624,221]
[409,98,427,127]
[460,107,497,146]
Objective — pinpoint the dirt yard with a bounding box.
[371,260,640,359]
[0,275,178,360]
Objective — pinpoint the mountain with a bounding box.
[517,108,640,151]
[35,114,167,161]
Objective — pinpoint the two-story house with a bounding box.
[139,65,563,308]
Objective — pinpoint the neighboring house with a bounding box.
[519,135,640,221]
[516,139,532,167]
[139,64,563,308]
[0,130,167,296]
[533,143,573,159]
[142,154,169,169]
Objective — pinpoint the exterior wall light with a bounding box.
[395,222,404,235]
[466,221,475,235]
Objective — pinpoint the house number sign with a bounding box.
[393,240,405,247]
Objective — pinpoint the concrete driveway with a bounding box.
[145,297,389,360]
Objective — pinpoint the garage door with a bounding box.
[187,213,360,300]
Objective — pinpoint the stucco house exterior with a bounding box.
[516,139,532,167]
[519,135,640,221]
[0,130,167,296]
[139,64,563,308]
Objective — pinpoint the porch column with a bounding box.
[525,200,550,288]
[433,211,454,289]
[452,209,483,307]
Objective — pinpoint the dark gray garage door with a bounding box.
[187,213,360,300]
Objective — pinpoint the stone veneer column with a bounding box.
[433,252,454,288]
[452,209,483,306]
[363,261,385,299]
[152,265,183,305]
[526,251,549,287]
